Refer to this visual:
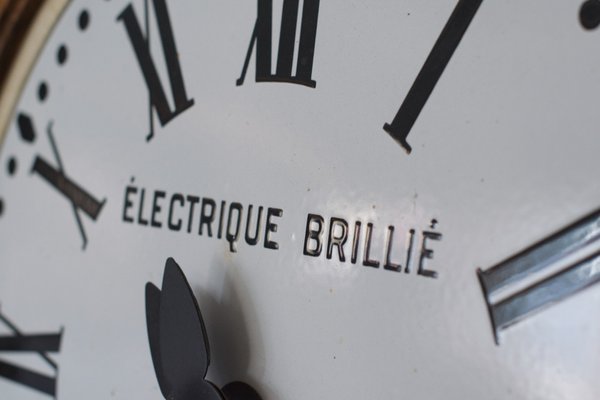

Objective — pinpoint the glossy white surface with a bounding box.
[0,1,599,399]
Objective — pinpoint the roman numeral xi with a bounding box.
[0,311,62,397]
[118,0,194,141]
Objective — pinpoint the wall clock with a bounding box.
[0,0,599,398]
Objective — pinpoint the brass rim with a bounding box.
[0,0,46,94]
[0,0,69,147]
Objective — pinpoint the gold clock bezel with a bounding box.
[0,0,68,146]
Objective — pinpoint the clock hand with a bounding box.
[31,122,106,249]
[221,382,263,400]
[145,282,170,398]
[147,258,223,400]
[146,258,263,400]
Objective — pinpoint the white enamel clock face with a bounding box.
[1,0,599,399]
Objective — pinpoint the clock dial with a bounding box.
[1,1,600,399]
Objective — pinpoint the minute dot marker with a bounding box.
[581,0,600,30]
[7,158,17,176]
[78,10,90,31]
[38,82,48,102]
[16,113,36,143]
[57,45,68,65]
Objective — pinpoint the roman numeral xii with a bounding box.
[238,0,321,88]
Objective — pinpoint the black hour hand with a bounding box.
[146,257,221,399]
[145,258,263,400]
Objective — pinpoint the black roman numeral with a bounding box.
[237,0,320,88]
[478,208,600,344]
[118,0,194,141]
[31,122,106,250]
[0,311,62,397]
[383,0,483,154]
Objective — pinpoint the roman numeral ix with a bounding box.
[237,0,320,88]
[478,208,600,344]
[0,310,62,397]
[118,0,194,141]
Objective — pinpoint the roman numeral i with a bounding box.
[384,0,483,154]
[0,311,62,397]
[238,0,321,88]
[118,0,194,141]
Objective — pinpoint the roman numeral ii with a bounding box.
[237,0,320,88]
[118,0,194,141]
[0,311,62,397]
